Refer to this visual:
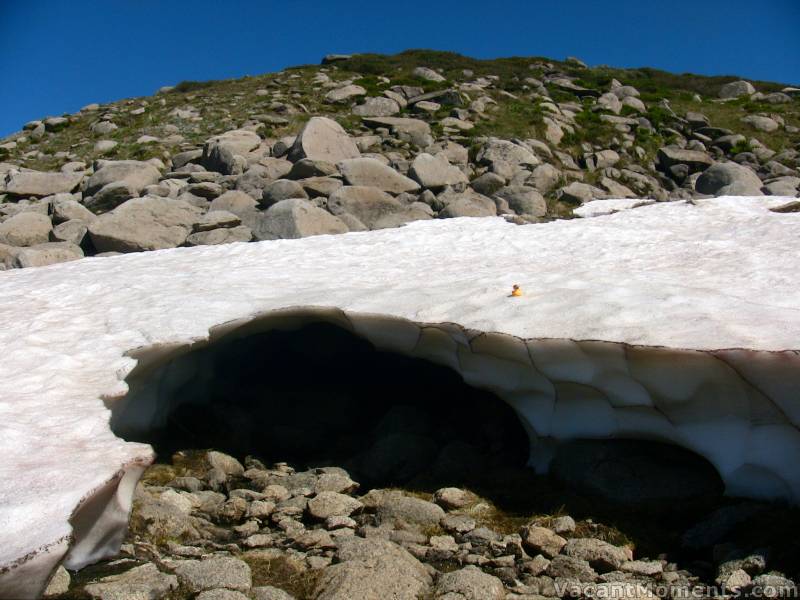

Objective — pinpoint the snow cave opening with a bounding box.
[110,314,724,507]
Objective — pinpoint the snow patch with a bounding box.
[0,196,799,596]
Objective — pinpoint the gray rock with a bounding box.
[552,516,577,534]
[84,563,178,600]
[328,186,410,229]
[597,92,623,114]
[495,186,547,217]
[314,537,431,600]
[289,117,361,164]
[433,487,470,510]
[695,162,764,196]
[438,190,497,218]
[0,212,52,247]
[207,451,244,475]
[413,67,446,82]
[197,590,250,600]
[520,525,568,558]
[2,170,83,198]
[205,129,261,157]
[557,181,606,205]
[763,176,800,196]
[546,555,598,582]
[44,116,69,131]
[470,172,506,196]
[361,117,433,147]
[374,494,445,528]
[85,160,161,196]
[719,80,756,99]
[528,164,562,194]
[43,566,70,597]
[325,85,367,103]
[91,121,118,135]
[477,139,540,168]
[338,158,420,194]
[741,115,780,132]
[314,472,359,495]
[353,97,401,117]
[434,565,505,599]
[210,190,260,216]
[174,556,252,593]
[322,54,352,64]
[251,586,296,600]
[51,220,89,246]
[193,210,241,232]
[308,491,363,519]
[88,196,198,252]
[749,574,796,597]
[585,149,620,170]
[657,147,714,174]
[52,196,95,223]
[85,181,139,213]
[409,153,468,189]
[287,158,337,180]
[563,538,632,573]
[712,133,747,152]
[260,198,349,239]
[186,226,252,246]
[261,179,308,207]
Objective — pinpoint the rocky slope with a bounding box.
[1,50,799,269]
[40,450,800,600]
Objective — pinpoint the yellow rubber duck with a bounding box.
[510,284,523,297]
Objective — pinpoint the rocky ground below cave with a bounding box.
[43,450,799,600]
[1,50,799,270]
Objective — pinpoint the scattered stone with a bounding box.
[695,162,764,196]
[495,186,547,217]
[433,487,470,510]
[338,157,420,194]
[13,241,83,268]
[325,85,367,104]
[520,524,568,558]
[314,537,431,600]
[413,67,446,82]
[563,538,632,572]
[85,160,161,197]
[435,565,505,599]
[307,491,363,519]
[260,198,349,239]
[42,566,70,597]
[719,80,756,99]
[289,117,361,164]
[84,563,178,600]
[409,153,468,189]
[174,556,252,593]
[0,212,52,247]
[88,196,198,252]
[2,170,83,198]
[438,190,497,218]
[353,97,401,117]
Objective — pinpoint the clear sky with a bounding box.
[1,0,799,137]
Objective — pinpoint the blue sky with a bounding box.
[1,0,798,137]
